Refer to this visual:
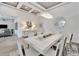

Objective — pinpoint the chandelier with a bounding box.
[26,21,32,29]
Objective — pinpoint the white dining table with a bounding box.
[24,33,63,54]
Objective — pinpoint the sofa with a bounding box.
[0,29,13,37]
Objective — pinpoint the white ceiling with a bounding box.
[37,2,62,9]
[0,2,67,15]
[2,2,18,7]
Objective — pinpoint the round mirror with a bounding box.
[54,17,66,31]
[54,17,66,29]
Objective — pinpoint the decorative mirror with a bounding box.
[54,17,66,32]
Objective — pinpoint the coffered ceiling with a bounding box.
[0,2,68,15]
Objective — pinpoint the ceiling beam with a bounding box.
[16,2,23,9]
[30,2,46,11]
[23,2,43,12]
[28,9,34,13]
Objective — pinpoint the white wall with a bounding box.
[42,2,79,43]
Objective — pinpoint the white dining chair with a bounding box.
[65,34,79,56]
[55,37,67,56]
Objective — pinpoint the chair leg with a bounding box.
[70,43,76,52]
[27,44,30,49]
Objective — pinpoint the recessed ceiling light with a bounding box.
[39,12,53,19]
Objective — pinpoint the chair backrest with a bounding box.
[62,37,67,56]
[70,33,73,44]
[56,37,67,56]
[21,45,26,56]
[17,40,23,56]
